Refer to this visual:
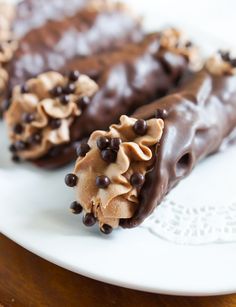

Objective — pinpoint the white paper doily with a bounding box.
[141,199,236,245]
[141,144,236,245]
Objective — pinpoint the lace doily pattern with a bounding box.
[141,198,236,245]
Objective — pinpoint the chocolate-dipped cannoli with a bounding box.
[5,28,200,168]
[65,52,236,233]
[0,0,142,115]
[8,0,143,92]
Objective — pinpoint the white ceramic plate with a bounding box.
[1,0,236,296]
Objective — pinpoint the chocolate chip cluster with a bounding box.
[5,71,99,161]
[65,115,164,234]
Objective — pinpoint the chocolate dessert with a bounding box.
[5,28,200,168]
[9,0,143,91]
[0,0,143,115]
[65,52,236,233]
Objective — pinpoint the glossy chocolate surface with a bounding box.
[120,69,236,228]
[34,33,190,168]
[9,5,142,90]
[13,0,89,37]
[13,0,90,37]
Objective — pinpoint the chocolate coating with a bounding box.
[34,32,192,168]
[13,0,91,38]
[121,69,236,228]
[9,4,143,90]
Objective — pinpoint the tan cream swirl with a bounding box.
[5,72,99,160]
[160,28,201,70]
[73,115,164,230]
[205,53,236,76]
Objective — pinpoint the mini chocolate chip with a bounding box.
[83,213,96,227]
[156,108,168,119]
[97,136,110,150]
[15,140,27,151]
[65,173,78,187]
[63,83,75,94]
[231,58,236,67]
[77,143,90,157]
[60,95,70,105]
[77,96,90,110]
[22,113,35,123]
[100,224,113,235]
[13,123,24,134]
[133,119,147,136]
[219,50,231,62]
[110,138,122,151]
[101,149,117,163]
[28,133,41,145]
[68,70,80,82]
[70,201,83,214]
[50,118,61,129]
[9,144,17,153]
[21,84,28,94]
[96,175,111,189]
[51,86,63,97]
[185,41,192,48]
[12,155,20,162]
[130,173,145,187]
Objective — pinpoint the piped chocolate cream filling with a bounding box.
[5,71,98,160]
[67,52,236,233]
[5,28,199,168]
[66,115,164,233]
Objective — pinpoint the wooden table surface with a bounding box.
[0,234,235,307]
